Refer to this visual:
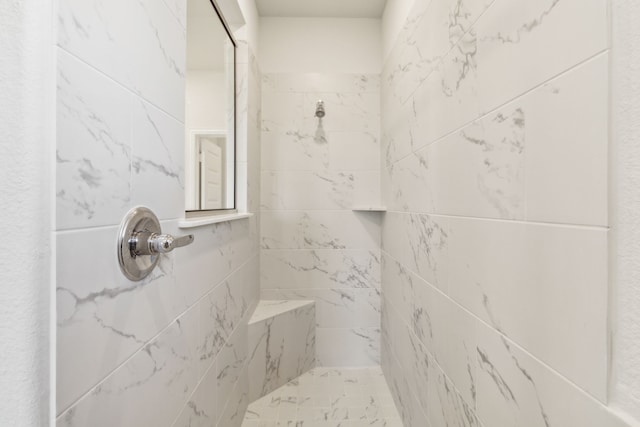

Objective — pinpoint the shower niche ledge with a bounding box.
[351,206,387,212]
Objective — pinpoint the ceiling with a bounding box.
[255,0,387,18]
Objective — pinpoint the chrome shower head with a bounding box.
[315,100,325,118]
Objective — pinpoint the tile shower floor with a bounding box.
[242,367,403,427]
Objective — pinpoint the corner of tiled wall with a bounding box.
[259,72,383,367]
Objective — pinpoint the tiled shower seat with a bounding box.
[248,300,316,402]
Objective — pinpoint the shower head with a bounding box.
[315,100,325,118]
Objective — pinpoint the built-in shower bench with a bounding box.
[247,300,316,402]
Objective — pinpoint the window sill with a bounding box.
[178,212,253,228]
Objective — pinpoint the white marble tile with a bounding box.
[382,212,449,292]
[476,322,632,427]
[261,249,381,290]
[475,0,608,115]
[441,299,478,407]
[261,211,380,251]
[261,171,354,211]
[427,360,481,427]
[263,74,380,94]
[243,367,401,426]
[248,301,316,402]
[218,366,250,427]
[431,106,526,220]
[316,328,380,367]
[174,218,255,307]
[414,33,483,149]
[382,342,429,427]
[380,253,414,328]
[261,171,380,211]
[236,61,250,165]
[198,264,252,375]
[386,0,494,108]
[328,131,379,171]
[381,297,430,414]
[384,149,436,214]
[57,310,199,427]
[161,0,186,28]
[524,53,608,226]
[261,130,330,172]
[173,362,218,427]
[262,90,379,135]
[381,0,431,112]
[306,90,380,133]
[216,319,248,423]
[56,50,131,230]
[260,289,380,329]
[56,222,187,414]
[353,171,381,208]
[448,217,608,402]
[131,98,184,221]
[58,0,186,120]
[261,92,307,133]
[380,96,425,166]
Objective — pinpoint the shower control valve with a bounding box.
[117,206,195,281]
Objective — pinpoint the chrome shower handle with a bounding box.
[147,233,194,254]
[129,231,194,256]
[118,206,195,281]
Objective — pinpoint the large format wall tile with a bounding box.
[380,0,618,424]
[57,308,199,427]
[261,171,379,211]
[316,327,380,367]
[56,0,262,420]
[261,249,380,290]
[56,222,185,413]
[261,211,380,250]
[56,51,131,230]
[247,301,316,402]
[448,217,608,401]
[131,98,185,221]
[476,322,630,427]
[475,0,608,114]
[385,53,609,226]
[382,212,449,292]
[58,0,186,120]
[263,73,380,94]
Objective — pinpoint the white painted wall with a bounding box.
[611,0,640,422]
[0,0,53,425]
[259,17,381,73]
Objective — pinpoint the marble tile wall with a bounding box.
[381,0,633,426]
[55,0,261,425]
[260,74,382,366]
[247,300,316,402]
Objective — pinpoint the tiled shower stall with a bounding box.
[48,0,639,426]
